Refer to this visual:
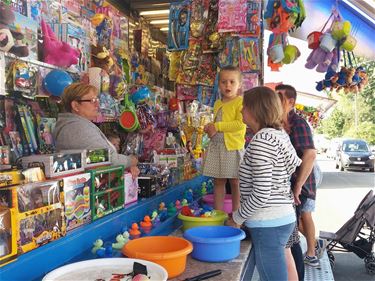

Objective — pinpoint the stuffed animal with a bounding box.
[91,44,113,72]
[305,47,338,73]
[40,19,80,67]
[0,2,29,57]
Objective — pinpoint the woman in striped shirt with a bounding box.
[227,87,302,281]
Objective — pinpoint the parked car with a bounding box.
[335,139,375,172]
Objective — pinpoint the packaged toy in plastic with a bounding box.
[239,37,260,72]
[217,0,247,33]
[168,0,191,51]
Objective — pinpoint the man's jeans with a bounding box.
[245,222,295,281]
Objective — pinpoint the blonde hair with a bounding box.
[61,82,98,112]
[243,86,283,130]
[219,65,242,82]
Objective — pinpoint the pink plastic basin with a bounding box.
[203,194,232,214]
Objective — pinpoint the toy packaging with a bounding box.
[0,180,66,254]
[90,165,125,221]
[7,11,38,60]
[239,37,260,72]
[37,117,56,155]
[21,150,84,179]
[60,23,90,73]
[217,0,248,33]
[245,0,261,37]
[0,169,23,188]
[138,176,157,199]
[0,207,17,267]
[124,173,138,205]
[59,173,91,232]
[84,148,111,169]
[168,0,191,51]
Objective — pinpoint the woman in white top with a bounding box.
[227,86,301,281]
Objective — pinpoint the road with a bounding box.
[314,155,375,281]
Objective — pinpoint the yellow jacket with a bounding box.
[213,96,246,151]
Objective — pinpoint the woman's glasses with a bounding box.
[77,97,99,104]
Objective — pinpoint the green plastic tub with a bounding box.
[178,210,228,231]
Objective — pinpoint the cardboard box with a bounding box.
[59,173,91,232]
[124,173,138,205]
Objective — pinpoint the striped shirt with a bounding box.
[232,128,302,226]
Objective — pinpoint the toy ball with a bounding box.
[43,70,73,97]
[131,86,152,104]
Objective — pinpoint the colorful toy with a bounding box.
[60,173,91,232]
[180,206,194,217]
[124,173,139,205]
[0,2,29,57]
[90,165,125,221]
[167,203,177,217]
[112,234,128,250]
[91,239,104,254]
[40,19,80,67]
[217,0,247,33]
[96,242,113,258]
[129,223,141,239]
[21,150,84,178]
[91,44,114,73]
[239,37,260,72]
[168,0,191,51]
[140,215,152,230]
[43,69,73,97]
[181,199,188,207]
[175,200,182,210]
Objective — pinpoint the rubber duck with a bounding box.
[96,242,113,258]
[140,216,152,233]
[159,202,166,211]
[201,182,207,195]
[175,200,182,210]
[167,202,177,217]
[181,206,194,217]
[91,239,104,254]
[181,199,188,206]
[112,234,127,250]
[122,231,130,242]
[151,210,158,221]
[129,223,141,239]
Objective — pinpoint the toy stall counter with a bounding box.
[0,207,17,267]
[59,173,92,232]
[89,165,125,222]
[124,173,138,206]
[21,150,85,179]
[83,148,112,169]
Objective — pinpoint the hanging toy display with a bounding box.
[265,0,305,71]
[168,0,191,51]
[6,60,38,96]
[119,94,139,132]
[239,37,261,72]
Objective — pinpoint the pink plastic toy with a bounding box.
[40,20,80,68]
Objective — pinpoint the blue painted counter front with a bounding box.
[1,176,208,281]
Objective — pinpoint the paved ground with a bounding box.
[314,154,374,281]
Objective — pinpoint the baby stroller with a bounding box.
[320,190,375,274]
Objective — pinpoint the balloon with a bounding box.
[43,70,73,97]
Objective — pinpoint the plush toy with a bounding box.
[305,47,338,73]
[91,44,113,72]
[40,19,80,67]
[0,2,29,57]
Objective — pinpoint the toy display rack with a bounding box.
[0,175,208,281]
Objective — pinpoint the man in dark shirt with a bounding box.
[276,84,319,268]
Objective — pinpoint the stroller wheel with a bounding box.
[327,251,335,270]
[364,254,375,275]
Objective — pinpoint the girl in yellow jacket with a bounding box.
[203,66,246,212]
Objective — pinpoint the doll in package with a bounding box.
[168,0,191,51]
